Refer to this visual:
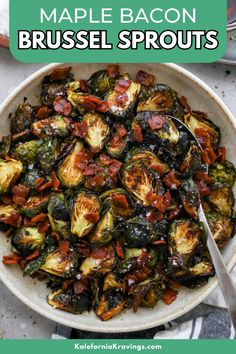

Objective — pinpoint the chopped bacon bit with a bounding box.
[80,79,89,93]
[24,250,40,261]
[202,148,217,165]
[73,279,88,294]
[166,279,182,289]
[73,121,88,138]
[53,96,72,116]
[148,115,165,130]
[62,280,70,290]
[38,181,53,192]
[12,195,25,206]
[107,64,120,79]
[113,194,129,209]
[35,178,46,190]
[195,171,212,184]
[195,128,211,148]
[150,164,164,175]
[114,79,131,95]
[2,254,20,265]
[0,212,22,228]
[1,195,13,205]
[23,217,34,227]
[86,175,106,189]
[115,123,127,137]
[217,147,226,164]
[12,184,29,198]
[31,213,48,223]
[36,106,51,120]
[51,171,61,191]
[168,206,182,221]
[91,246,110,259]
[132,123,143,143]
[84,213,100,223]
[38,221,49,233]
[115,93,128,106]
[99,154,114,166]
[83,163,102,177]
[146,210,156,224]
[84,96,109,113]
[197,181,211,197]
[156,212,164,221]
[75,149,93,170]
[50,67,71,81]
[136,70,155,87]
[162,287,178,305]
[152,240,167,245]
[146,191,171,213]
[51,232,60,241]
[116,240,125,259]
[180,96,191,113]
[59,240,70,254]
[163,170,181,190]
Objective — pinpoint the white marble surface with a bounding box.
[0,46,236,338]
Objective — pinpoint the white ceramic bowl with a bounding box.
[0,63,236,333]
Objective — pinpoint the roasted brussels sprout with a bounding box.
[209,161,236,187]
[57,141,84,188]
[40,249,78,277]
[32,115,69,138]
[37,138,59,173]
[179,179,200,219]
[21,169,42,194]
[106,77,141,119]
[48,193,69,221]
[134,112,179,146]
[0,203,19,225]
[41,83,66,106]
[88,69,115,97]
[103,272,124,291]
[80,245,116,275]
[21,195,49,218]
[206,211,234,248]
[89,209,114,246]
[13,140,42,163]
[168,219,202,264]
[125,148,169,174]
[100,189,134,218]
[96,290,125,321]
[121,161,155,206]
[171,261,214,288]
[208,183,234,217]
[82,113,110,153]
[184,112,220,150]
[122,217,156,247]
[70,191,100,238]
[12,227,45,256]
[132,275,164,308]
[180,144,202,177]
[48,288,89,314]
[10,104,33,134]
[0,158,23,194]
[137,84,177,114]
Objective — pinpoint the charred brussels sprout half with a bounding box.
[168,219,202,263]
[133,276,164,308]
[106,77,141,119]
[70,191,100,238]
[96,290,125,321]
[209,161,236,187]
[80,245,116,275]
[120,217,156,247]
[48,193,69,221]
[207,183,234,217]
[21,169,42,194]
[89,208,114,246]
[184,112,220,150]
[100,189,134,218]
[13,140,42,164]
[32,115,69,138]
[88,69,115,97]
[37,138,59,173]
[82,113,110,153]
[58,141,84,188]
[180,144,202,177]
[0,159,23,195]
[179,179,200,219]
[48,288,89,314]
[121,161,155,206]
[0,203,19,225]
[125,148,169,174]
[10,104,33,134]
[21,195,49,218]
[12,227,45,256]
[40,249,78,277]
[137,84,177,114]
[206,212,234,248]
[171,261,214,288]
[41,83,66,106]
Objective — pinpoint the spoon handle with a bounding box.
[198,205,236,330]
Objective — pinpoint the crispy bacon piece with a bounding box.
[146,210,156,224]
[84,213,100,223]
[0,212,22,228]
[99,154,114,166]
[85,175,106,189]
[31,213,48,223]
[12,184,29,198]
[197,181,211,196]
[2,254,20,265]
[80,79,89,93]
[113,194,129,209]
[50,67,71,81]
[91,246,110,259]
[195,171,212,184]
[53,96,72,116]
[132,123,143,143]
[115,93,128,107]
[115,240,125,259]
[38,221,49,233]
[136,70,155,87]
[83,163,102,177]
[36,106,51,120]
[51,171,61,191]
[73,279,88,294]
[180,96,191,113]
[59,240,70,254]
[74,149,93,170]
[202,148,217,165]
[73,121,88,138]
[148,115,165,130]
[163,170,181,189]
[217,147,226,164]
[107,64,120,79]
[146,191,171,213]
[162,287,178,305]
[114,79,131,94]
[84,96,109,113]
[35,178,53,192]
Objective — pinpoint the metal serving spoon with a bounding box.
[169,115,236,330]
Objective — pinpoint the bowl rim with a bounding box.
[0,62,236,333]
